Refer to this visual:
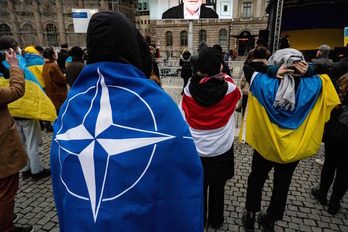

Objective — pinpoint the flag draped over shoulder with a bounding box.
[179,77,240,157]
[50,62,204,232]
[239,72,340,164]
[0,56,57,121]
[24,52,45,88]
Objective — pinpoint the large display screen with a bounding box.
[149,0,233,20]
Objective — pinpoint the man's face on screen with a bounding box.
[183,0,203,14]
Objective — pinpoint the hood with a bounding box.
[197,41,208,53]
[86,11,151,78]
[180,52,191,61]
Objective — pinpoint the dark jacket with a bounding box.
[222,61,231,77]
[66,58,85,87]
[57,49,69,73]
[191,41,208,78]
[324,81,348,139]
[311,55,333,66]
[162,4,218,19]
[179,52,192,79]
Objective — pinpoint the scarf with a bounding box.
[267,48,304,111]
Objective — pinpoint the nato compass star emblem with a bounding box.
[54,68,175,222]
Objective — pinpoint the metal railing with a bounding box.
[158,58,245,83]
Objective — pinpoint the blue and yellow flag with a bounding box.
[239,72,340,163]
[50,62,204,232]
[24,46,45,88]
[0,56,57,121]
[65,56,72,68]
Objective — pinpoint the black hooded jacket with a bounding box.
[87,11,152,78]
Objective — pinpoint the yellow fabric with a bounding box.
[0,79,57,122]
[27,65,45,88]
[239,74,340,163]
[24,46,39,55]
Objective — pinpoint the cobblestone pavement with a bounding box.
[14,77,347,232]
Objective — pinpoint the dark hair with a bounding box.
[212,44,222,54]
[43,47,56,62]
[70,46,84,58]
[35,45,44,53]
[0,37,18,50]
[256,38,267,47]
[61,43,68,48]
[253,46,267,59]
[285,35,289,38]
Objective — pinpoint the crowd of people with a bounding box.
[0,10,347,232]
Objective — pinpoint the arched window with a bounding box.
[180,31,188,46]
[46,24,58,47]
[219,29,227,45]
[0,24,11,37]
[166,31,173,46]
[199,30,207,43]
[21,23,35,47]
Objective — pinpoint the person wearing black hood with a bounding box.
[179,47,240,229]
[50,11,204,232]
[179,48,192,95]
[212,44,231,77]
[65,46,85,87]
[191,40,208,79]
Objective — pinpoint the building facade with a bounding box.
[148,0,269,58]
[0,0,137,48]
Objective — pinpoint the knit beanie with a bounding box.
[70,46,84,58]
[198,47,222,76]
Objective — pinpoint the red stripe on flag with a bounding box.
[182,87,240,130]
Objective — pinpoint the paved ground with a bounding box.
[14,77,347,232]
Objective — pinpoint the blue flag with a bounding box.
[50,62,204,232]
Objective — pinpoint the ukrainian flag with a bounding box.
[0,55,57,121]
[65,56,72,68]
[239,72,340,163]
[24,46,45,88]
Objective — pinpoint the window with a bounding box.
[0,24,11,37]
[21,24,35,47]
[46,24,58,47]
[199,30,207,43]
[143,2,147,10]
[166,31,173,46]
[180,31,188,46]
[219,29,227,45]
[243,2,252,18]
[138,2,142,10]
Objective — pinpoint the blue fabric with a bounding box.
[250,72,322,129]
[50,62,204,232]
[24,53,44,66]
[1,55,44,91]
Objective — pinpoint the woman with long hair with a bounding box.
[42,47,68,116]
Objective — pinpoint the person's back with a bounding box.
[57,44,69,73]
[191,41,208,78]
[50,11,204,232]
[65,46,85,87]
